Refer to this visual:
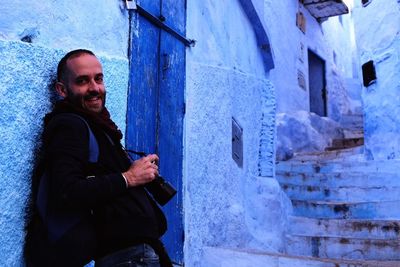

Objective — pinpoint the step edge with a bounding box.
[276,171,400,177]
[286,233,400,241]
[291,199,400,205]
[280,183,397,190]
[206,246,400,265]
[289,215,400,223]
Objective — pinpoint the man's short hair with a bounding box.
[57,49,95,82]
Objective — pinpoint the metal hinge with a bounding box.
[125,0,195,47]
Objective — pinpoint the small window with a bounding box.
[362,60,376,87]
[362,0,372,7]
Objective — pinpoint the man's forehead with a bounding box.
[66,54,103,74]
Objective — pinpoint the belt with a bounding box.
[95,243,159,267]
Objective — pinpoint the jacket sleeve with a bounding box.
[45,115,127,210]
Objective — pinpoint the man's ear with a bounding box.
[55,82,68,98]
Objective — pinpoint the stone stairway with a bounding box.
[276,147,400,266]
[327,114,364,151]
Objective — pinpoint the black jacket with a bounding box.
[27,111,167,266]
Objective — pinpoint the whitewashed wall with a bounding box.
[352,0,400,160]
[185,0,291,266]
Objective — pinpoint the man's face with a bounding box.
[59,54,106,113]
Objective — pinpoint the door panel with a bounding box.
[158,0,185,263]
[126,0,185,264]
[126,7,160,154]
[308,49,327,117]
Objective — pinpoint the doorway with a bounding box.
[308,49,327,117]
[125,0,186,264]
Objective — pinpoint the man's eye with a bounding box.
[76,78,88,85]
[95,76,104,83]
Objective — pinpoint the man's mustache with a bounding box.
[84,91,102,100]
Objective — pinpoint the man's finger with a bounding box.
[147,154,159,164]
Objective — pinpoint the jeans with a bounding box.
[95,244,160,267]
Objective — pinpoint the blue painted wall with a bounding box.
[0,1,129,265]
[185,1,291,266]
[353,0,400,160]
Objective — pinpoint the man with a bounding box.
[26,49,171,267]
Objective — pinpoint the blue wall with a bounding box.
[0,40,129,267]
[353,0,400,160]
[185,1,291,266]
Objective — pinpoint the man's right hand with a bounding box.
[122,154,159,187]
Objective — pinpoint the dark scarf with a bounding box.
[44,100,123,141]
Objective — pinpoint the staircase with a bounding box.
[326,114,364,151]
[276,147,400,266]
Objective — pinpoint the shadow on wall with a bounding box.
[23,75,60,260]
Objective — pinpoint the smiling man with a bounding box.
[55,50,106,114]
[25,49,172,267]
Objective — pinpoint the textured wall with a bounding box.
[185,0,291,266]
[0,1,129,265]
[353,0,400,160]
[0,40,128,267]
[0,42,55,267]
[0,1,129,57]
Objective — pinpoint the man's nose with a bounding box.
[88,79,100,92]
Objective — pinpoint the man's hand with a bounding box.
[122,154,159,187]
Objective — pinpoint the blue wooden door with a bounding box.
[125,0,185,264]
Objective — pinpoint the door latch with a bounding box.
[125,0,137,10]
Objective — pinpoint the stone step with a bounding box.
[292,199,400,219]
[276,159,400,174]
[203,246,400,267]
[340,114,364,129]
[280,183,400,201]
[291,146,364,161]
[343,128,364,139]
[286,234,400,261]
[340,113,363,120]
[326,137,364,151]
[289,216,400,239]
[276,171,400,188]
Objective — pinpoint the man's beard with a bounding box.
[66,89,106,114]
